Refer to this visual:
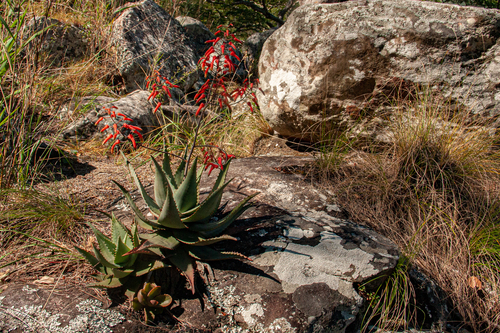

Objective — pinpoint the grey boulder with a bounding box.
[110,0,199,92]
[257,0,500,142]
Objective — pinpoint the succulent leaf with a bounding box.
[111,268,134,278]
[75,246,100,268]
[114,237,132,265]
[189,193,258,236]
[92,244,120,269]
[152,158,167,209]
[212,158,231,191]
[173,158,199,213]
[188,246,249,261]
[135,259,165,276]
[88,276,123,288]
[125,158,161,215]
[156,182,185,229]
[147,285,162,299]
[169,249,196,294]
[87,223,116,263]
[162,150,177,189]
[173,230,236,245]
[111,214,131,248]
[181,181,230,223]
[113,181,157,226]
[155,294,173,307]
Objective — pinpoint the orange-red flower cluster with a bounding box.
[95,106,143,152]
[145,70,180,114]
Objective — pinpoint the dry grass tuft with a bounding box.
[320,88,500,331]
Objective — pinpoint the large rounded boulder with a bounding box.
[257,0,500,141]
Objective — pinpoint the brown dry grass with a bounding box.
[319,88,500,331]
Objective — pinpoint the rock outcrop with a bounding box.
[242,28,278,76]
[176,16,215,58]
[23,17,89,66]
[110,0,199,92]
[257,0,500,141]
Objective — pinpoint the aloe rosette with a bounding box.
[75,214,165,298]
[114,151,256,293]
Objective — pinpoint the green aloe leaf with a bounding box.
[174,159,186,188]
[157,181,185,229]
[152,158,167,209]
[168,249,196,294]
[174,158,199,213]
[75,246,100,268]
[181,181,230,223]
[190,193,258,237]
[111,215,132,249]
[124,157,161,215]
[128,232,180,254]
[212,158,232,191]
[92,244,120,269]
[134,259,164,276]
[88,276,124,288]
[114,237,132,265]
[111,268,134,279]
[113,181,156,226]
[162,151,177,190]
[188,246,249,261]
[87,223,116,264]
[131,224,140,248]
[173,230,236,245]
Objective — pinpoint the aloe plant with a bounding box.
[114,150,256,293]
[132,282,172,323]
[75,214,165,298]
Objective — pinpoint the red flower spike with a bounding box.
[228,154,235,159]
[111,139,121,153]
[230,51,240,61]
[214,30,221,35]
[229,42,237,51]
[247,102,254,113]
[127,134,137,149]
[153,102,162,113]
[95,117,104,125]
[100,124,110,132]
[204,67,210,77]
[196,103,205,116]
[111,106,118,109]
[146,81,150,89]
[208,164,217,176]
[233,37,243,43]
[221,44,225,55]
[205,39,215,44]
[196,94,206,104]
[166,88,172,98]
[110,111,116,118]
[127,124,143,131]
[133,130,143,141]
[217,24,223,29]
[217,157,223,168]
[103,134,113,144]
[218,98,223,109]
[172,84,180,88]
[147,91,155,101]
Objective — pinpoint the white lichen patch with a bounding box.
[273,230,379,300]
[0,298,124,333]
[269,70,302,111]
[241,303,265,326]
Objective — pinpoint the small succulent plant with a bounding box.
[114,150,256,293]
[132,282,172,323]
[75,214,165,298]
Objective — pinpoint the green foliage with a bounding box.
[132,282,172,323]
[115,149,256,294]
[75,215,166,299]
[161,0,298,37]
